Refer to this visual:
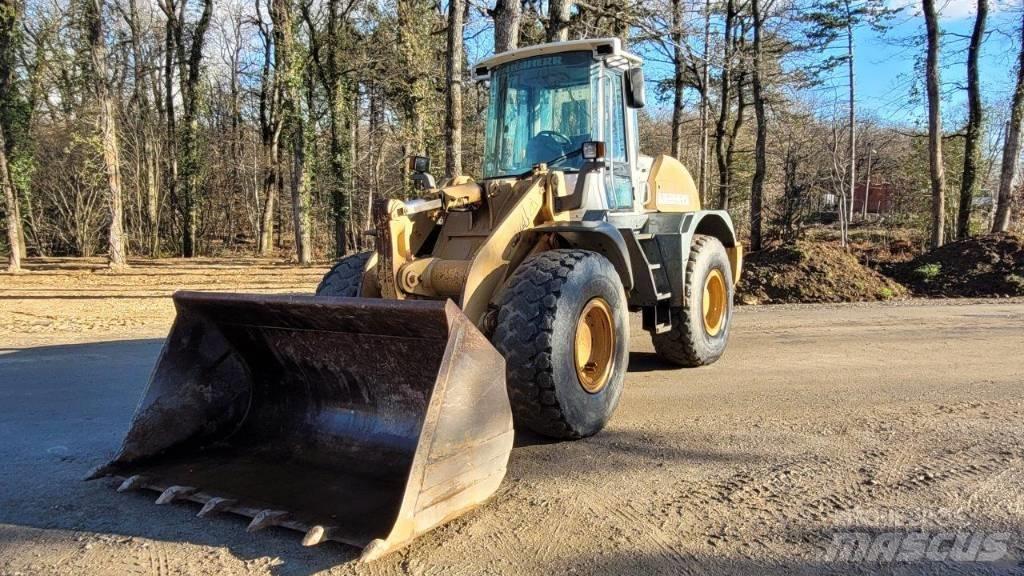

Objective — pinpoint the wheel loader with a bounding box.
[90,37,742,561]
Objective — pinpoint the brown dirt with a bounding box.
[737,241,907,305]
[2,259,1023,576]
[891,233,1024,297]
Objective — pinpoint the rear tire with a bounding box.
[492,249,629,439]
[652,235,734,367]
[316,252,372,297]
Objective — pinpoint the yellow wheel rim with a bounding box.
[702,268,727,337]
[574,297,615,394]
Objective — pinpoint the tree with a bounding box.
[714,0,739,210]
[993,8,1024,233]
[84,0,128,270]
[547,0,571,41]
[445,0,464,178]
[922,0,945,248]
[159,0,213,257]
[956,0,987,239]
[491,0,521,52]
[0,122,20,271]
[255,0,281,255]
[272,0,311,264]
[750,0,767,251]
[0,0,22,271]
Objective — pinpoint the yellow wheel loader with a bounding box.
[90,38,742,561]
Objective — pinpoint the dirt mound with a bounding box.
[891,233,1024,297]
[737,241,907,304]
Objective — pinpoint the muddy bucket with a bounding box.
[91,292,513,561]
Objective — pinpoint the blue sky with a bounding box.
[462,0,1022,128]
[848,0,1020,126]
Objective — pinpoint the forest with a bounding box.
[0,0,1022,270]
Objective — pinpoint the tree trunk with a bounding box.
[715,0,736,210]
[670,0,684,160]
[273,0,311,264]
[923,0,945,248]
[750,0,766,252]
[547,0,571,42]
[492,0,521,53]
[957,0,987,239]
[698,0,711,204]
[165,0,213,257]
[0,123,21,272]
[445,0,464,179]
[993,9,1024,233]
[86,0,128,270]
[845,0,856,224]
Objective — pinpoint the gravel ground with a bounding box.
[1,258,1023,576]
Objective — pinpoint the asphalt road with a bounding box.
[1,299,1023,575]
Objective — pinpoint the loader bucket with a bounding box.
[91,292,513,561]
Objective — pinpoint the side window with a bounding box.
[603,71,632,209]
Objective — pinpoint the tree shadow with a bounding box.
[0,339,357,575]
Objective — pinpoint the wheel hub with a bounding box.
[702,268,727,336]
[574,297,615,394]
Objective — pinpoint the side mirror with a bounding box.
[626,67,646,109]
[408,155,436,190]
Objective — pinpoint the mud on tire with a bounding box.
[316,252,373,297]
[492,249,629,439]
[652,234,734,367]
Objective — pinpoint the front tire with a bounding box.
[652,234,734,366]
[315,252,373,297]
[492,249,629,439]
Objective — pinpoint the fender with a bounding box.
[511,221,634,291]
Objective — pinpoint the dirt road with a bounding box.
[1,260,1023,575]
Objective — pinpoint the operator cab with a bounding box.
[474,38,647,212]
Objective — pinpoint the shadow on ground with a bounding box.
[0,340,358,575]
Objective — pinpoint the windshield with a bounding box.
[483,52,597,179]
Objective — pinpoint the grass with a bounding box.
[913,263,942,282]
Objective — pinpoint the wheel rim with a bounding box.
[702,269,727,337]
[574,297,615,394]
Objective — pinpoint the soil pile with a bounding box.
[737,241,907,304]
[891,233,1024,297]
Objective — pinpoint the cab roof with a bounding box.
[473,38,642,80]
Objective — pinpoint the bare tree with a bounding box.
[85,0,128,269]
[273,0,311,263]
[0,122,21,271]
[255,0,281,255]
[159,0,213,257]
[445,0,464,178]
[923,0,945,248]
[992,7,1022,233]
[750,0,767,251]
[715,0,737,209]
[956,0,987,239]
[0,0,22,271]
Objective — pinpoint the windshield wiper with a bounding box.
[516,148,582,178]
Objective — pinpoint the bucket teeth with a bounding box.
[155,485,196,505]
[302,525,330,547]
[117,475,149,493]
[197,497,236,518]
[247,509,288,533]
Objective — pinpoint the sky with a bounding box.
[460,0,1022,129]
[848,0,1020,126]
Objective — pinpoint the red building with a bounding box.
[852,182,894,215]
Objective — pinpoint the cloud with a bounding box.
[888,0,1009,21]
